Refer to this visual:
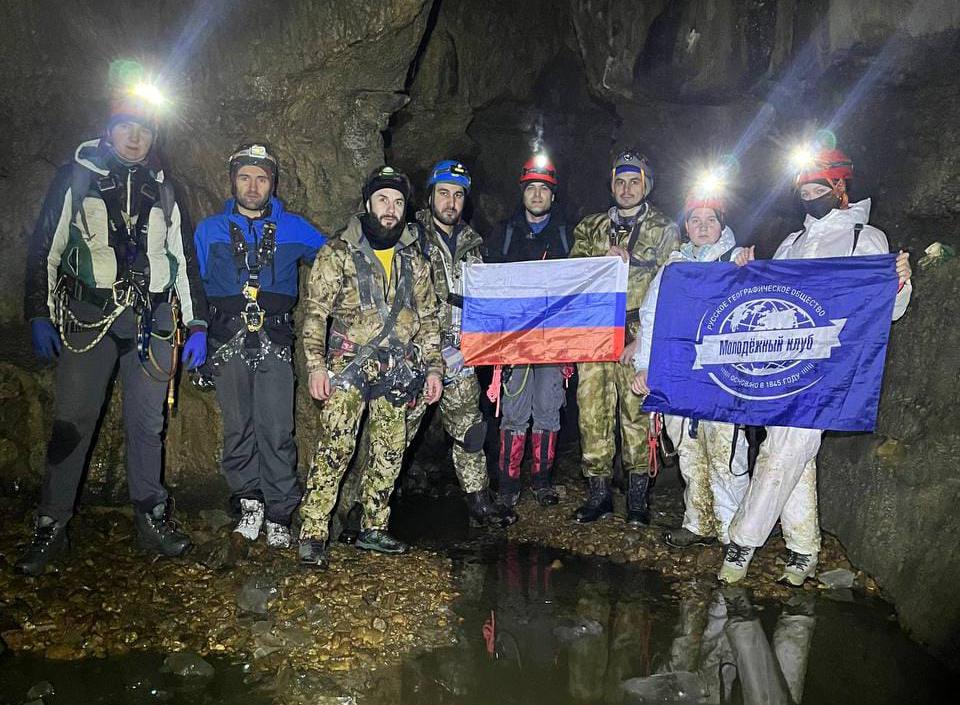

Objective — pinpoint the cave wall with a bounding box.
[0,0,959,668]
[388,0,960,667]
[0,0,433,490]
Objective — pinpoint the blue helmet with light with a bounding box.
[426,159,472,194]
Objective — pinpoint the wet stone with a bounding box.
[25,681,54,699]
[236,576,279,615]
[199,509,234,532]
[163,651,215,678]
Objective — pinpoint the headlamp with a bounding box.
[789,144,817,173]
[129,82,167,108]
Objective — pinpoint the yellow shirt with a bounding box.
[373,247,394,288]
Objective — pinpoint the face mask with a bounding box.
[801,192,839,219]
[360,212,405,249]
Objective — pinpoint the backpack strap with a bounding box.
[558,224,569,256]
[718,246,737,262]
[852,223,864,255]
[502,223,514,257]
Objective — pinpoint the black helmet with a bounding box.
[362,165,412,204]
[229,143,279,184]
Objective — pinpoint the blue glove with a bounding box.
[31,318,61,361]
[182,330,208,370]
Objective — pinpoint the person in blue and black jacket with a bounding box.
[194,143,326,550]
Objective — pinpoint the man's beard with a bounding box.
[237,192,270,212]
[432,206,461,227]
[360,212,405,249]
[525,202,552,217]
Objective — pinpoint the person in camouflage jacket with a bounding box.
[569,150,679,526]
[402,161,516,528]
[297,167,442,569]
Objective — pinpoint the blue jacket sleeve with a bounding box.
[294,216,327,265]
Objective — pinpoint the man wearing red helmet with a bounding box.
[484,154,572,509]
[569,150,680,525]
[721,145,913,586]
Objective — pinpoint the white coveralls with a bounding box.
[634,227,751,543]
[728,199,912,556]
[651,589,816,705]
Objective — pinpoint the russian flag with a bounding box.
[460,256,628,365]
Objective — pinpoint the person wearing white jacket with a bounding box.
[632,193,751,549]
[719,145,913,586]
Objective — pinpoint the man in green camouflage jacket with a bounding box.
[405,160,516,528]
[298,166,443,568]
[569,150,679,525]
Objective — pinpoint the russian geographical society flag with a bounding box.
[461,256,628,365]
[644,255,899,431]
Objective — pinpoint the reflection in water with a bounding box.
[626,587,815,704]
[400,542,951,705]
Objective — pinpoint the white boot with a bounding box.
[718,543,756,584]
[265,520,292,549]
[779,550,818,587]
[233,498,264,541]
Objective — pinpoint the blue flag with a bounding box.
[644,255,898,431]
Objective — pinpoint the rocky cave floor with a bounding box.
[0,446,876,703]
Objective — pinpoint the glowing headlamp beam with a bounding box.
[533,153,549,170]
[130,82,167,107]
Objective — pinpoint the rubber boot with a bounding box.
[466,489,518,528]
[497,429,526,508]
[573,476,613,523]
[134,502,192,557]
[530,429,559,506]
[626,472,651,526]
[16,515,69,575]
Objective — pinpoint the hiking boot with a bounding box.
[573,477,613,523]
[466,490,518,528]
[265,520,292,549]
[530,430,559,506]
[718,542,755,584]
[720,586,755,620]
[497,429,526,509]
[135,502,191,557]
[532,486,560,506]
[233,498,265,541]
[298,537,329,569]
[16,515,69,576]
[626,472,651,526]
[663,527,717,549]
[778,550,818,587]
[356,529,408,554]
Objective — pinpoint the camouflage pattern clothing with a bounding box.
[299,215,442,541]
[570,205,679,478]
[405,210,488,493]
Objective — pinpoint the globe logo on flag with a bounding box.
[694,288,846,400]
[719,299,817,376]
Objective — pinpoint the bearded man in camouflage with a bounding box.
[297,166,442,569]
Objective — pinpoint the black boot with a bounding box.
[134,502,192,557]
[16,515,69,576]
[626,472,651,526]
[466,490,518,528]
[573,477,613,523]
[298,537,329,569]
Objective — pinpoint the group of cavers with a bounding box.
[17,87,912,589]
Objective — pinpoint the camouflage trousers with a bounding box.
[577,360,649,478]
[299,386,406,542]
[406,372,489,494]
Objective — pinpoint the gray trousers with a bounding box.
[500,363,565,433]
[40,303,174,522]
[214,351,299,525]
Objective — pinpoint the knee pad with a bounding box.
[459,420,488,453]
[47,420,82,465]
